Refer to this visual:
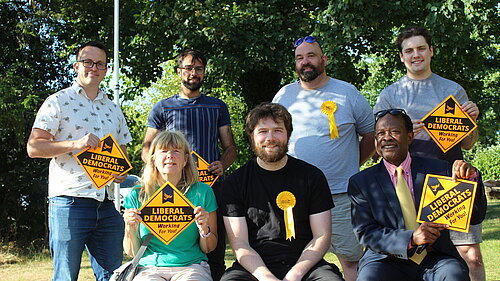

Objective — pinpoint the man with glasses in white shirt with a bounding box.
[27,41,132,281]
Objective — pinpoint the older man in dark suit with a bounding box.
[348,109,486,281]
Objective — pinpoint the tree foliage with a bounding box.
[1,0,498,245]
[0,2,70,244]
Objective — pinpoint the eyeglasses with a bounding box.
[77,59,107,70]
[374,108,407,122]
[179,66,205,74]
[293,36,317,48]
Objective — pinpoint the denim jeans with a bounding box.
[49,196,124,281]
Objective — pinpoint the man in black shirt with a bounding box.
[221,103,343,281]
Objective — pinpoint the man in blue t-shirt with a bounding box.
[142,49,237,281]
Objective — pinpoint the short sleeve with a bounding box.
[32,95,61,136]
[114,106,132,145]
[199,183,218,213]
[123,186,143,210]
[353,92,375,135]
[272,87,285,103]
[455,86,469,104]
[146,101,164,130]
[218,101,231,128]
[308,168,334,214]
[373,88,392,114]
[220,173,245,217]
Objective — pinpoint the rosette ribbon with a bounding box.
[321,101,338,139]
[276,191,296,240]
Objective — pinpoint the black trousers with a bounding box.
[220,259,344,281]
[207,180,226,281]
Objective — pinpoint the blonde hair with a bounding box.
[139,131,198,203]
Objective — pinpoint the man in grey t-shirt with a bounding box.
[273,36,375,281]
[374,27,483,281]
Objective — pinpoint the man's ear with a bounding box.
[408,131,415,144]
[399,52,404,63]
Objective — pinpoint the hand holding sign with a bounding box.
[412,120,426,136]
[461,101,479,121]
[452,160,477,182]
[74,133,101,150]
[416,174,478,233]
[123,208,142,229]
[421,95,477,153]
[412,222,448,247]
[75,134,132,189]
[191,151,220,186]
[207,161,224,176]
[194,206,210,235]
[139,182,196,245]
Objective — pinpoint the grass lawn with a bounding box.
[0,199,498,280]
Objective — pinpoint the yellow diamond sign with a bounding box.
[191,151,219,187]
[75,134,132,189]
[139,182,195,245]
[421,95,477,153]
[416,174,477,232]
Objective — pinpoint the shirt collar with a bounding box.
[383,152,412,177]
[71,82,106,101]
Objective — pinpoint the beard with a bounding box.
[296,63,324,82]
[252,140,288,163]
[182,77,203,91]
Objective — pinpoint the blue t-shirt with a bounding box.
[124,182,217,267]
[147,94,231,164]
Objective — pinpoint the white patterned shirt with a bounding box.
[32,82,132,200]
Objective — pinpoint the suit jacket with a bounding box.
[348,156,486,270]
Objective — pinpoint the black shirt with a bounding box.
[222,156,334,265]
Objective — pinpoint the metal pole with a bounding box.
[113,0,121,211]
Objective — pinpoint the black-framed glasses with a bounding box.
[178,66,205,74]
[77,59,107,70]
[294,36,317,47]
[374,108,407,122]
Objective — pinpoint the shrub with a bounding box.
[470,144,500,180]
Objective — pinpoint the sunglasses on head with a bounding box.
[293,36,317,48]
[374,108,407,122]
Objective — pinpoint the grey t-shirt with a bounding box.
[273,78,374,194]
[374,73,468,163]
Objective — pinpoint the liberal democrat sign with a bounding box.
[416,174,478,232]
[421,95,477,153]
[75,134,132,189]
[191,151,219,187]
[139,182,195,245]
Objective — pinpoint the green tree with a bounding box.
[2,0,498,245]
[0,1,69,244]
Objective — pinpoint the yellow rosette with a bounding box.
[321,101,338,139]
[276,191,296,241]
